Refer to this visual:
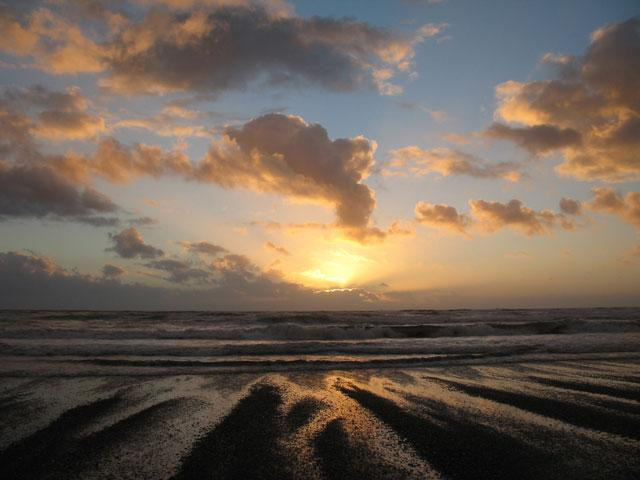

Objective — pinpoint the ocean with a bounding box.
[1,308,639,479]
[1,308,639,375]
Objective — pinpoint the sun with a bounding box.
[301,249,373,287]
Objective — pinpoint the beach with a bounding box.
[1,309,639,479]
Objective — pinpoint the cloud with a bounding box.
[415,198,577,236]
[0,250,175,309]
[486,17,640,182]
[0,249,384,309]
[485,123,581,155]
[0,91,124,226]
[196,113,381,240]
[2,84,106,141]
[394,100,447,123]
[0,5,106,74]
[134,0,293,16]
[469,199,575,235]
[5,84,88,111]
[587,187,640,229]
[415,202,470,234]
[2,3,440,97]
[36,110,106,140]
[55,136,192,184]
[211,253,257,275]
[181,241,228,256]
[100,5,432,95]
[265,241,290,255]
[145,258,212,283]
[102,264,125,278]
[106,226,164,258]
[3,247,637,309]
[2,99,389,241]
[128,216,158,227]
[114,102,213,138]
[559,197,582,215]
[386,146,521,181]
[0,161,120,225]
[442,133,469,145]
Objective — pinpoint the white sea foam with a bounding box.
[1,308,639,375]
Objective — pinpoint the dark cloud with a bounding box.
[1,84,105,154]
[0,250,174,310]
[3,249,637,309]
[145,258,211,284]
[211,253,257,277]
[106,226,164,258]
[0,85,124,227]
[181,241,228,256]
[100,6,427,95]
[1,3,440,97]
[0,100,39,159]
[415,198,577,236]
[487,17,640,181]
[0,161,119,224]
[0,250,380,309]
[36,109,106,140]
[196,113,382,240]
[559,197,582,216]
[3,97,388,241]
[485,123,581,155]
[469,199,576,235]
[265,241,290,255]
[5,84,87,111]
[128,216,158,227]
[387,146,521,181]
[102,263,125,278]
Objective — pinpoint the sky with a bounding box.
[0,0,639,310]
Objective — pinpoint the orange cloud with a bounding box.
[588,187,640,229]
[486,18,640,182]
[58,137,193,184]
[0,6,105,73]
[387,146,521,181]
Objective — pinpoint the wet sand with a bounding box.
[1,359,639,479]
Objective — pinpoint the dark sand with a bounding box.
[1,360,639,479]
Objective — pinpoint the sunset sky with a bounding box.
[0,0,638,309]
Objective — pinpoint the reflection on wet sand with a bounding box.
[1,360,639,479]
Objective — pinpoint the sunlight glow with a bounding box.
[301,249,374,286]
